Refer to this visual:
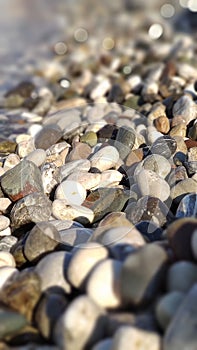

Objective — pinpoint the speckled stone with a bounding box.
[10,192,52,229]
[121,244,168,305]
[176,193,197,218]
[24,222,61,262]
[163,284,197,350]
[54,295,106,350]
[1,159,43,202]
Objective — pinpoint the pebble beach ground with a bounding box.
[0,1,197,349]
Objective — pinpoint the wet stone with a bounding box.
[150,136,177,159]
[176,193,197,218]
[121,244,168,305]
[0,159,43,202]
[34,125,62,150]
[10,192,52,229]
[24,222,61,262]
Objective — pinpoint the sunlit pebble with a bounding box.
[148,23,163,40]
[188,0,197,11]
[54,42,68,55]
[59,78,71,89]
[74,28,88,43]
[179,0,189,8]
[160,4,175,18]
[123,65,132,75]
[102,37,115,50]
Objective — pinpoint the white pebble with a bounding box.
[26,149,46,167]
[66,171,101,190]
[90,146,119,171]
[0,215,10,231]
[0,267,18,289]
[3,154,20,170]
[0,251,16,267]
[0,198,12,213]
[28,124,43,137]
[0,227,11,237]
[55,180,86,205]
[52,200,94,223]
[17,138,35,158]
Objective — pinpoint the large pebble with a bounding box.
[90,145,119,171]
[167,261,197,293]
[10,192,52,229]
[67,242,108,289]
[54,295,106,350]
[163,284,197,350]
[1,159,43,202]
[52,200,94,224]
[112,326,161,350]
[24,222,61,262]
[26,149,47,167]
[34,125,62,150]
[66,171,101,190]
[55,180,86,205]
[136,169,170,201]
[86,259,123,308]
[142,154,171,179]
[35,251,71,293]
[121,244,168,305]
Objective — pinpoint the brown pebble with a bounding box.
[125,149,144,167]
[66,142,92,161]
[185,139,197,149]
[170,123,186,138]
[154,115,170,134]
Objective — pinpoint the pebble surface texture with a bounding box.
[0,1,197,349]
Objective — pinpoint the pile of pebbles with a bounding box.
[0,3,197,350]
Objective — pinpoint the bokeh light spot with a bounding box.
[102,37,115,50]
[74,28,88,43]
[148,23,163,40]
[160,4,175,18]
[59,78,71,89]
[54,42,68,55]
[123,65,132,75]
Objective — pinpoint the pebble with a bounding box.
[0,308,27,339]
[3,153,20,170]
[150,136,177,159]
[167,261,197,293]
[86,259,123,308]
[0,266,18,289]
[176,193,197,218]
[34,125,62,150]
[135,221,163,242]
[67,242,108,289]
[0,227,11,237]
[90,79,111,100]
[0,140,17,155]
[0,236,17,252]
[26,149,47,167]
[0,215,10,231]
[52,200,94,224]
[188,120,197,140]
[55,180,87,205]
[90,145,119,171]
[35,251,71,293]
[66,142,92,162]
[121,244,168,305]
[166,218,197,260]
[10,192,52,229]
[155,291,185,331]
[111,326,161,350]
[109,126,136,160]
[163,283,197,350]
[59,159,91,181]
[17,138,35,158]
[58,227,92,248]
[170,179,197,205]
[142,154,171,179]
[1,159,43,201]
[136,169,170,201]
[167,166,188,187]
[24,222,61,262]
[172,94,197,125]
[92,338,113,350]
[169,123,186,138]
[66,171,101,190]
[0,252,15,267]
[0,198,12,214]
[80,131,98,147]
[54,295,106,350]
[154,115,170,134]
[0,270,41,321]
[188,147,197,162]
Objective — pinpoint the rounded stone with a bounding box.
[55,180,86,205]
[24,222,61,262]
[0,252,15,268]
[67,242,108,289]
[0,267,18,289]
[167,261,197,293]
[52,200,94,224]
[90,145,119,171]
[109,126,136,160]
[136,169,170,202]
[86,259,122,308]
[26,149,47,167]
[176,193,197,218]
[0,215,10,231]
[34,125,62,150]
[35,251,71,293]
[0,309,27,339]
[54,295,106,350]
[155,291,185,331]
[154,115,170,134]
[142,154,171,179]
[150,136,177,159]
[80,131,98,147]
[170,179,197,205]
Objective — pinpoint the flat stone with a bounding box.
[54,295,106,350]
[155,291,184,331]
[67,242,108,289]
[24,222,61,262]
[87,259,123,308]
[176,193,197,218]
[150,136,177,159]
[35,251,71,293]
[10,192,52,229]
[112,326,161,350]
[26,149,47,167]
[83,188,130,223]
[0,215,10,231]
[136,169,170,201]
[166,218,197,260]
[0,309,27,339]
[55,180,86,205]
[52,200,94,224]
[66,142,92,162]
[1,159,43,202]
[163,284,197,350]
[167,261,197,293]
[121,244,168,305]
[0,270,41,321]
[90,145,119,171]
[34,125,62,150]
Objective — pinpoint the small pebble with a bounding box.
[0,215,10,231]
[55,180,87,205]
